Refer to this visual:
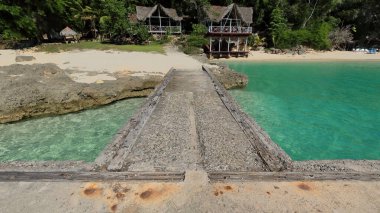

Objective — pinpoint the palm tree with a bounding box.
[68,1,99,38]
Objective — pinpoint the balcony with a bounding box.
[208,26,252,34]
[146,25,182,34]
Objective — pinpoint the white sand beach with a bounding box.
[217,50,380,61]
[0,46,203,83]
[2,47,379,83]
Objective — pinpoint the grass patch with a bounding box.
[35,41,165,53]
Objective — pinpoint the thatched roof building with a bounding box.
[133,4,182,34]
[202,4,253,25]
[60,27,79,42]
[201,4,254,58]
[136,4,183,22]
[60,26,78,37]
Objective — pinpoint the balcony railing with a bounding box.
[146,25,182,34]
[208,26,252,34]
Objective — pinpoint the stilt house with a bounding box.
[135,4,182,34]
[202,4,253,58]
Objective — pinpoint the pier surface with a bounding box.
[107,69,269,173]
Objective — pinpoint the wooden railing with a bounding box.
[146,25,182,34]
[208,26,252,34]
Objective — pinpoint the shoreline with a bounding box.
[0,46,203,83]
[212,50,380,62]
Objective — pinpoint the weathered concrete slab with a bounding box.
[1,177,379,213]
[124,91,201,172]
[98,69,176,171]
[193,90,267,172]
[108,69,268,172]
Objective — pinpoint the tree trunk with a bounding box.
[302,0,319,28]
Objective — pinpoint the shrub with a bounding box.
[128,24,151,44]
[191,24,207,35]
[273,22,333,50]
[276,29,312,49]
[309,22,332,50]
[186,24,208,48]
[183,46,204,55]
[186,34,208,48]
[329,26,354,50]
[181,24,208,55]
[248,34,266,50]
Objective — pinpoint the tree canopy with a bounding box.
[0,0,379,48]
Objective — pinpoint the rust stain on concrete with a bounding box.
[82,183,102,197]
[110,204,117,212]
[224,185,233,191]
[140,189,153,199]
[297,183,312,191]
[290,182,320,195]
[212,184,236,197]
[135,183,180,204]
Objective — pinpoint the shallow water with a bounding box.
[0,98,144,162]
[228,61,380,160]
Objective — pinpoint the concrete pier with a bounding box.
[103,68,289,173]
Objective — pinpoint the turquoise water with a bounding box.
[0,98,144,162]
[228,62,380,160]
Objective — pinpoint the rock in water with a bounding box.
[209,65,248,89]
[15,56,36,62]
[0,64,162,123]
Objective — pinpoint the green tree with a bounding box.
[0,4,37,40]
[269,6,288,48]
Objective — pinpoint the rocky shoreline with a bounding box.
[208,64,248,89]
[0,64,162,123]
[0,63,247,124]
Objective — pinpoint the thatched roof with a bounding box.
[60,27,77,36]
[203,4,253,24]
[135,4,182,22]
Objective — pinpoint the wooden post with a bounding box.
[179,21,182,34]
[158,7,162,35]
[218,38,221,53]
[149,17,152,33]
[245,37,248,52]
[228,37,231,57]
[229,18,232,33]
[210,37,212,53]
[169,18,171,34]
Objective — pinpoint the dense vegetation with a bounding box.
[0,0,379,49]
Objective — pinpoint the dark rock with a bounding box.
[0,64,162,123]
[15,56,36,62]
[209,65,248,89]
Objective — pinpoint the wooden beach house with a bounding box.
[201,4,253,58]
[134,4,183,34]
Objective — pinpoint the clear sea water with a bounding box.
[228,61,380,161]
[0,98,144,162]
